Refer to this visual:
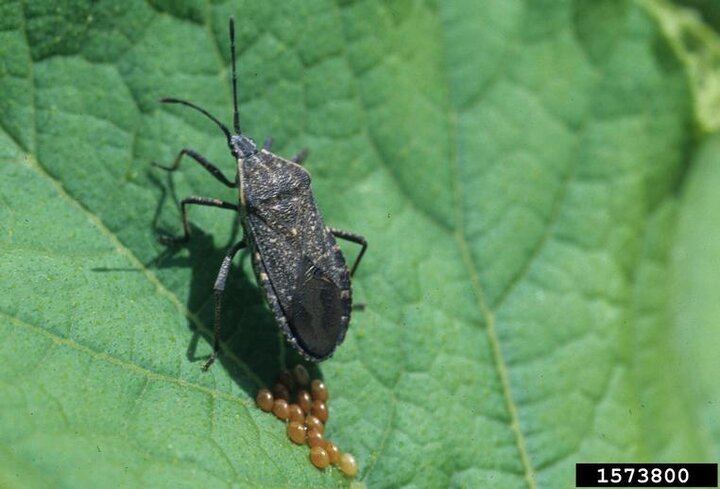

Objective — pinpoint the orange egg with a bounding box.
[287,421,306,445]
[309,446,330,469]
[339,453,358,477]
[311,400,329,423]
[255,388,273,412]
[310,379,328,402]
[272,399,289,421]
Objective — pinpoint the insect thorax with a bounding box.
[241,152,311,211]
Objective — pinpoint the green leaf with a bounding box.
[1,1,719,488]
[645,0,720,131]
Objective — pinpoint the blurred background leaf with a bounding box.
[1,1,719,488]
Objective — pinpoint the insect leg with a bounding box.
[202,238,247,371]
[153,148,235,187]
[328,227,367,276]
[159,196,238,245]
[291,148,309,164]
[262,138,307,164]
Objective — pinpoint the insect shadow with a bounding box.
[147,171,315,393]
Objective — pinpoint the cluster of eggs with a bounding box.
[255,364,358,477]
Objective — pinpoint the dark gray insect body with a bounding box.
[155,19,366,368]
[241,150,353,360]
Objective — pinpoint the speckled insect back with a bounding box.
[241,152,354,360]
[154,18,367,368]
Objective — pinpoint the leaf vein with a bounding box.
[19,152,265,388]
[439,16,539,489]
[1,310,253,408]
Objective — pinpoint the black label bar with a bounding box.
[576,463,718,487]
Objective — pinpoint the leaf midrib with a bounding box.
[451,134,538,489]
[436,6,537,488]
[320,3,539,485]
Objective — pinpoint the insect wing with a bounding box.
[289,256,345,358]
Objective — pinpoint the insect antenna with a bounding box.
[229,17,241,134]
[160,97,232,143]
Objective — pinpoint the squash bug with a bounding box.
[154,18,367,370]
